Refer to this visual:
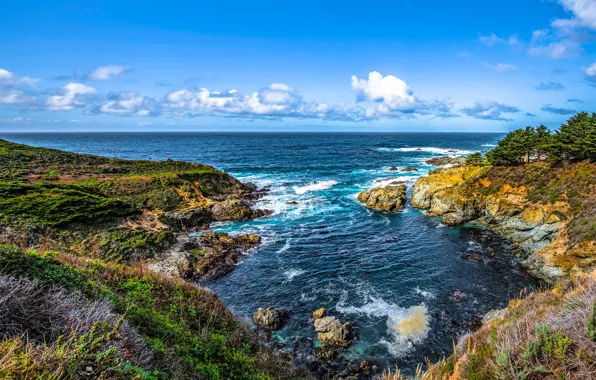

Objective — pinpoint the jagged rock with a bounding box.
[286,201,299,205]
[165,207,212,232]
[357,185,407,212]
[183,230,262,280]
[401,166,418,172]
[389,166,399,171]
[312,311,353,347]
[425,156,466,166]
[211,197,272,222]
[312,308,326,320]
[253,307,290,330]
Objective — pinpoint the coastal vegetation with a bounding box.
[486,111,596,165]
[0,139,301,379]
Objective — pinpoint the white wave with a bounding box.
[278,239,291,253]
[283,269,305,281]
[336,296,430,357]
[370,175,420,188]
[293,180,338,195]
[376,147,473,156]
[481,144,497,147]
[414,287,435,299]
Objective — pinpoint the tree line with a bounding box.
[486,112,596,165]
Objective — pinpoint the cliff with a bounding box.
[389,160,596,380]
[0,140,301,379]
[411,161,596,283]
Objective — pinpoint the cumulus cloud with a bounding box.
[484,62,517,72]
[583,62,596,86]
[91,91,159,116]
[46,83,99,111]
[535,81,565,91]
[349,71,457,118]
[87,65,127,81]
[552,0,596,31]
[541,104,578,115]
[460,101,521,121]
[478,33,521,47]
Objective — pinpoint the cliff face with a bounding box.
[411,162,596,283]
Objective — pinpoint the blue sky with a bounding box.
[1,0,595,132]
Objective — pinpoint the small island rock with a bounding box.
[358,185,407,212]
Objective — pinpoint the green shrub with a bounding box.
[586,302,596,341]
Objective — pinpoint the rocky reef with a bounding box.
[358,184,407,212]
[411,162,596,283]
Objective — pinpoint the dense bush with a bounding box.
[487,112,596,165]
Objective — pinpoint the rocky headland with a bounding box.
[411,162,595,283]
[0,139,305,379]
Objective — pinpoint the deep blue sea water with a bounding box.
[0,133,537,372]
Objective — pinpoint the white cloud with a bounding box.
[351,71,418,112]
[484,62,517,72]
[479,33,521,47]
[583,62,596,86]
[0,69,39,86]
[46,83,98,111]
[461,101,521,121]
[552,0,596,30]
[88,65,127,80]
[93,91,158,116]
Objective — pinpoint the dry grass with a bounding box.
[383,271,596,380]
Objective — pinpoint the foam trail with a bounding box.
[284,269,305,281]
[293,180,338,195]
[376,147,473,155]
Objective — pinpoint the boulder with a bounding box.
[211,197,272,222]
[357,185,407,212]
[400,166,418,172]
[253,307,290,330]
[312,308,327,320]
[313,316,353,347]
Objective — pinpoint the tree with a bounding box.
[486,129,531,165]
[533,125,551,161]
[548,112,596,161]
[465,152,484,166]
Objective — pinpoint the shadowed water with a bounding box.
[1,132,537,372]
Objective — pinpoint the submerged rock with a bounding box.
[357,185,407,212]
[461,252,485,262]
[389,166,399,171]
[253,307,290,331]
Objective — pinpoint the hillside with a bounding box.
[0,139,301,379]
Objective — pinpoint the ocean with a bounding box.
[0,132,537,372]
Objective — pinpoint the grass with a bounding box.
[0,245,302,379]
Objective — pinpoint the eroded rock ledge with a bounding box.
[411,162,596,283]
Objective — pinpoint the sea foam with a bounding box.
[293,180,338,195]
[336,296,430,357]
[376,147,473,155]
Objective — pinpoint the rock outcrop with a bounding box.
[425,156,466,166]
[253,308,290,331]
[411,162,596,283]
[149,230,262,281]
[312,308,353,348]
[358,185,407,212]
